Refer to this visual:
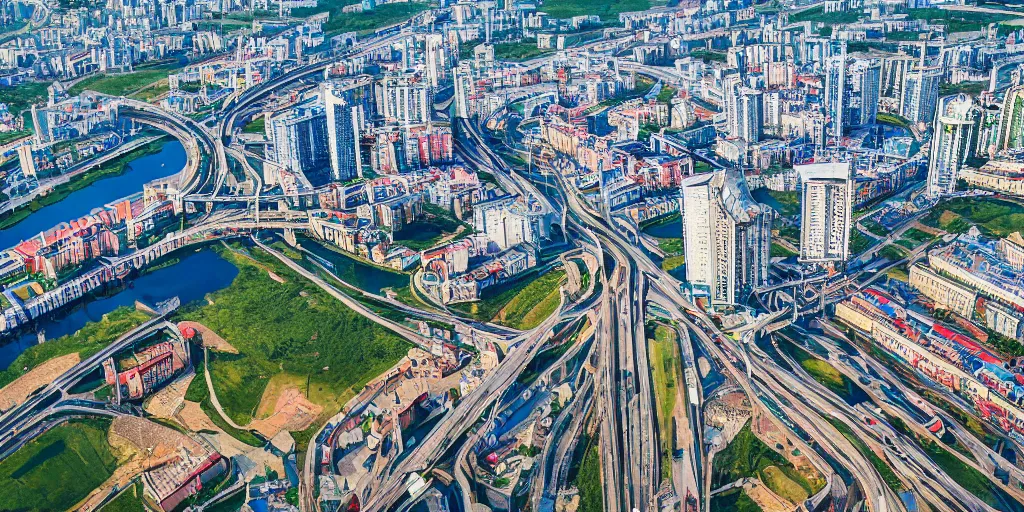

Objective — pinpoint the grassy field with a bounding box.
[908,7,1022,32]
[850,229,873,254]
[99,481,149,512]
[649,324,680,482]
[0,138,168,231]
[710,488,762,512]
[538,0,652,20]
[779,339,863,404]
[768,190,800,218]
[176,244,411,426]
[292,0,430,34]
[895,227,937,250]
[0,129,30,145]
[879,244,909,261]
[243,116,265,134]
[876,112,912,130]
[662,254,685,272]
[0,81,49,120]
[484,269,565,329]
[392,204,472,251]
[922,197,1024,237]
[70,64,184,98]
[940,81,989,97]
[712,420,820,503]
[0,418,118,510]
[573,435,604,512]
[789,6,862,23]
[0,307,151,388]
[492,40,554,61]
[690,48,728,63]
[771,243,798,258]
[184,359,264,446]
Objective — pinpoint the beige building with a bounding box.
[908,263,977,317]
[959,160,1024,197]
[999,232,1024,271]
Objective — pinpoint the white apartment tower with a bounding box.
[927,94,980,197]
[797,163,852,264]
[681,170,773,305]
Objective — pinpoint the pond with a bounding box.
[296,236,409,295]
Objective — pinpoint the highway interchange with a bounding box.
[4,7,1024,512]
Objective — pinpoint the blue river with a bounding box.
[0,248,238,370]
[0,139,186,250]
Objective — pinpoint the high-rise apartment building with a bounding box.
[797,163,852,264]
[927,93,980,197]
[846,58,881,127]
[681,170,773,305]
[323,78,372,182]
[996,85,1024,153]
[901,66,941,125]
[375,73,430,125]
[267,105,330,177]
[736,88,763,143]
[823,41,847,146]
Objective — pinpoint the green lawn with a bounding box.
[789,6,863,24]
[537,0,652,20]
[292,0,430,34]
[487,269,565,329]
[0,81,49,122]
[99,481,148,512]
[768,190,800,218]
[451,269,563,327]
[940,81,989,97]
[0,129,30,145]
[876,112,912,130]
[70,64,183,98]
[0,418,119,511]
[771,243,798,258]
[922,197,1024,237]
[184,359,264,446]
[712,420,822,501]
[779,339,863,405]
[176,244,411,426]
[243,116,265,134]
[649,324,680,482]
[0,307,151,388]
[710,488,763,512]
[492,40,554,61]
[850,229,873,254]
[662,254,685,272]
[392,204,472,251]
[0,138,168,231]
[861,218,889,237]
[690,48,727,63]
[908,8,1022,32]
[573,435,604,512]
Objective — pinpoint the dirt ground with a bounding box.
[250,386,323,439]
[744,480,795,512]
[177,400,219,432]
[144,372,194,419]
[0,353,80,411]
[754,411,826,491]
[177,321,238,353]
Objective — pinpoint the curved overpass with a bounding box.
[116,97,217,197]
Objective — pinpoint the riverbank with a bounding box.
[0,137,169,234]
